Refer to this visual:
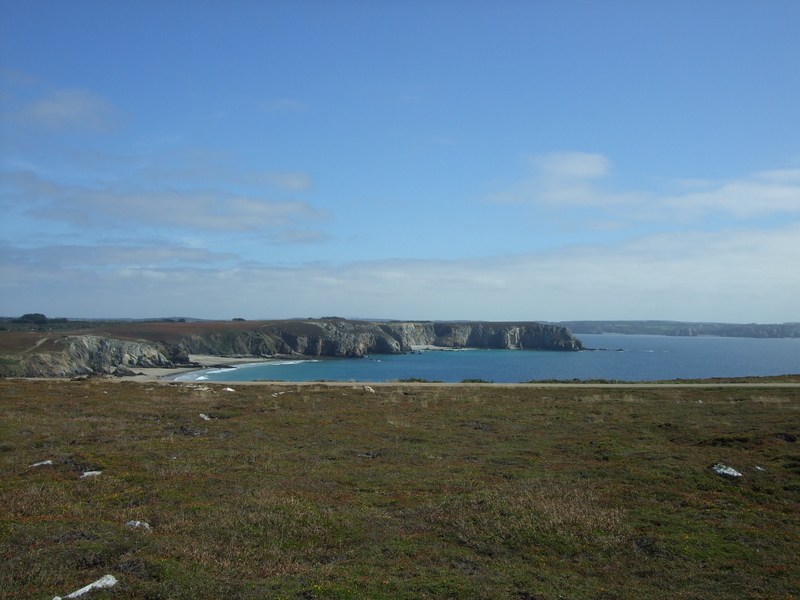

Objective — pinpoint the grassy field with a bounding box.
[1,379,799,599]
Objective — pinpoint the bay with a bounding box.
[172,334,800,383]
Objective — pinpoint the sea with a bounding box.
[171,334,800,384]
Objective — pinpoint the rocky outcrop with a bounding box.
[1,320,582,378]
[2,335,190,378]
[178,320,404,358]
[178,320,583,358]
[380,322,584,352]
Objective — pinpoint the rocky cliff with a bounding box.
[0,320,582,378]
[2,335,190,378]
[380,322,584,352]
[177,320,584,357]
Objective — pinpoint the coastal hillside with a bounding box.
[0,318,582,378]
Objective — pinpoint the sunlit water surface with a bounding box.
[171,334,800,383]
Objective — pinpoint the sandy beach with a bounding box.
[126,354,273,382]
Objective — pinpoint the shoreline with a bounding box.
[134,349,459,382]
[127,354,277,382]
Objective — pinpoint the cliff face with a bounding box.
[381,322,583,352]
[177,320,405,358]
[4,336,190,378]
[178,320,583,357]
[1,320,582,378]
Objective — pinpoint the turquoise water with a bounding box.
[172,334,800,383]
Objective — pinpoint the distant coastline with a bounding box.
[555,320,800,338]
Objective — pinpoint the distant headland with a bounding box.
[0,317,582,378]
[555,320,800,338]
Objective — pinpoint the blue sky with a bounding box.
[1,0,799,322]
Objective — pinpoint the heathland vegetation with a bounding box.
[2,378,799,599]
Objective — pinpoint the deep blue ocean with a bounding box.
[171,334,800,383]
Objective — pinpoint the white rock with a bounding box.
[363,385,375,393]
[53,574,118,599]
[224,387,235,392]
[199,413,212,421]
[29,460,53,467]
[80,471,102,478]
[125,520,152,531]
[711,462,742,478]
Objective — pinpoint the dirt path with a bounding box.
[21,337,50,354]
[112,377,800,388]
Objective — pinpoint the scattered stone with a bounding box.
[357,450,383,459]
[29,460,53,467]
[62,456,104,473]
[52,574,118,599]
[80,471,102,478]
[125,520,152,532]
[710,462,742,478]
[179,425,206,437]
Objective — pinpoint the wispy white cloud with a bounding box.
[534,152,612,180]
[2,244,237,267]
[667,168,800,218]
[3,224,797,322]
[487,151,644,207]
[4,170,329,233]
[487,152,800,222]
[19,88,127,133]
[259,170,314,191]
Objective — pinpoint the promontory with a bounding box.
[0,318,583,378]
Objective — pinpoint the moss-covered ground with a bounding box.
[1,379,799,599]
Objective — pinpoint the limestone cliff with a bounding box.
[177,320,583,357]
[380,322,583,352]
[177,320,404,358]
[2,335,189,378]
